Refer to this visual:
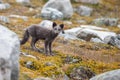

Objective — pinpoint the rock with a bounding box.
[76,20,87,24]
[0,16,10,23]
[64,74,70,80]
[93,18,119,26]
[64,55,81,64]
[76,5,93,16]
[59,27,81,40]
[74,0,99,4]
[90,38,104,43]
[41,7,63,20]
[116,34,120,40]
[25,61,33,69]
[20,52,38,60]
[38,20,53,30]
[16,0,31,7]
[9,15,28,21]
[0,25,20,80]
[45,62,53,66]
[60,25,116,41]
[0,3,10,10]
[76,30,98,41]
[70,66,95,80]
[34,77,53,80]
[76,25,116,41]
[117,24,120,28]
[41,0,73,19]
[16,0,30,4]
[90,69,120,80]
[104,36,120,48]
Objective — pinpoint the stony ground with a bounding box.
[0,0,120,80]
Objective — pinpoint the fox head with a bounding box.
[52,22,64,34]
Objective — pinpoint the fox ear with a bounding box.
[60,24,65,34]
[52,22,57,28]
[60,24,64,29]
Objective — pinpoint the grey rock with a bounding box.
[41,7,63,20]
[45,62,53,66]
[41,0,73,19]
[116,34,120,40]
[59,27,81,40]
[70,66,95,80]
[34,77,53,80]
[90,38,104,43]
[74,0,99,4]
[21,52,38,60]
[90,69,120,80]
[38,20,53,30]
[93,18,119,26]
[0,3,10,10]
[64,74,70,80]
[59,25,116,41]
[72,59,80,63]
[76,30,98,41]
[104,36,120,48]
[9,15,28,21]
[77,20,87,24]
[117,24,120,28]
[0,16,10,23]
[16,0,30,4]
[25,61,33,69]
[0,25,20,80]
[76,5,93,16]
[64,55,81,64]
[16,0,31,7]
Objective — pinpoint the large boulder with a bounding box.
[60,25,116,41]
[74,0,99,4]
[76,25,116,41]
[76,30,98,41]
[41,0,73,19]
[93,18,119,26]
[0,3,10,10]
[104,35,120,48]
[41,7,63,20]
[76,5,93,17]
[90,69,120,80]
[70,66,95,80]
[0,25,20,80]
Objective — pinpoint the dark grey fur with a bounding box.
[20,22,64,56]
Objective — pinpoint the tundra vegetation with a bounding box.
[0,0,120,79]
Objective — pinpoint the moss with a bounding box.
[65,59,120,76]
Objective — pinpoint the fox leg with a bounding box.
[31,37,41,52]
[44,40,49,56]
[48,42,54,56]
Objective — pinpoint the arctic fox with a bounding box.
[20,22,64,56]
